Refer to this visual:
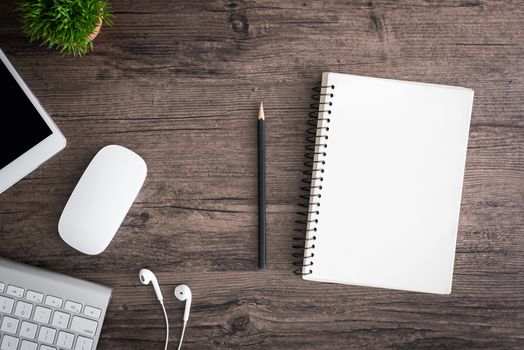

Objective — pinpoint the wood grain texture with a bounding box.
[0,0,523,349]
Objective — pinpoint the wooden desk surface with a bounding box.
[1,1,522,349]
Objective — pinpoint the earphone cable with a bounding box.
[177,321,187,350]
[160,300,169,350]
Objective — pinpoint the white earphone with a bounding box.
[139,269,192,350]
[174,285,192,350]
[139,269,164,301]
[174,284,191,321]
[139,269,169,350]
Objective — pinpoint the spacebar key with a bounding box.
[70,316,98,337]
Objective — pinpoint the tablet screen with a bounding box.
[0,60,52,170]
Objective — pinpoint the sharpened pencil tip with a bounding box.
[258,101,265,120]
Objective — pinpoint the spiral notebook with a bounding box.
[295,72,474,294]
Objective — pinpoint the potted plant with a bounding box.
[18,0,113,55]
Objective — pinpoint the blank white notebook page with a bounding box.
[303,73,474,294]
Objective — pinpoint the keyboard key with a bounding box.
[40,346,56,350]
[0,296,15,314]
[64,301,82,313]
[19,320,38,339]
[44,295,63,308]
[74,336,93,350]
[70,316,98,337]
[6,285,24,298]
[19,340,37,350]
[33,306,52,324]
[83,306,102,319]
[38,326,57,344]
[15,301,34,319]
[20,321,38,339]
[0,335,19,350]
[51,311,70,328]
[0,282,4,292]
[57,331,75,349]
[0,316,19,334]
[25,291,44,303]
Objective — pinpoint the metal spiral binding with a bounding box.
[293,82,335,275]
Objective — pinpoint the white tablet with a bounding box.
[0,49,66,194]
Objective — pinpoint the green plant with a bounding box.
[18,0,112,55]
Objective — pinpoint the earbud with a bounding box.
[174,284,192,322]
[139,268,169,350]
[139,269,164,302]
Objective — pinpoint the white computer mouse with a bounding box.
[59,145,147,255]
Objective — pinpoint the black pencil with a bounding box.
[258,101,266,269]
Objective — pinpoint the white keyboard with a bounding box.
[0,257,111,350]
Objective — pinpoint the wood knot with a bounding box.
[460,0,483,7]
[140,212,150,222]
[226,1,238,9]
[231,315,250,333]
[229,12,249,35]
[369,12,383,33]
[123,211,150,228]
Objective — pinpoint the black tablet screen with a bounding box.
[1,59,52,170]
